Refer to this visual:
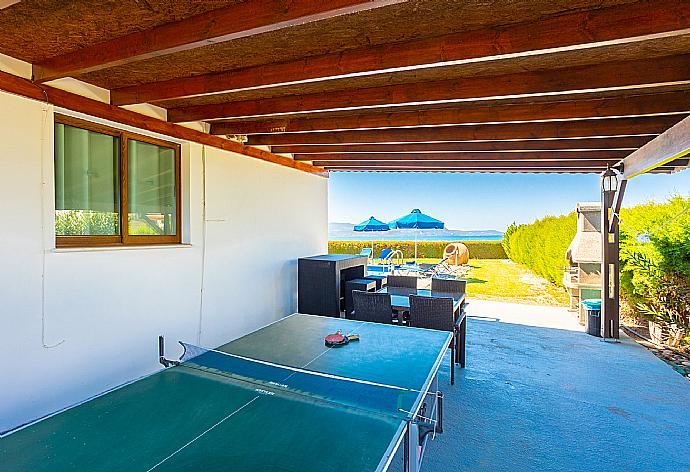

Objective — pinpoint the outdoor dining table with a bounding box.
[376,286,467,367]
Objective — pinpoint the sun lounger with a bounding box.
[396,257,456,278]
[376,248,393,263]
[366,248,403,274]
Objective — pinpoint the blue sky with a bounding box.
[328,169,690,231]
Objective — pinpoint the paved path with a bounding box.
[393,300,690,471]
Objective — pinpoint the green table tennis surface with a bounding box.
[1,314,451,471]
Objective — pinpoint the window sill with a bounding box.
[53,244,193,253]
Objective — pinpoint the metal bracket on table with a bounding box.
[158,336,180,368]
[417,423,435,444]
[404,392,444,472]
[418,391,444,443]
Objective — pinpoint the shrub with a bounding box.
[502,222,518,259]
[502,212,577,286]
[618,196,690,277]
[618,196,690,346]
[621,249,690,346]
[328,240,506,259]
[55,210,119,235]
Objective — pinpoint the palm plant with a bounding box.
[622,250,690,346]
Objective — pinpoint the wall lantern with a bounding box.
[601,167,618,192]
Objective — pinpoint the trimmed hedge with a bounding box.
[328,240,506,259]
[503,196,690,288]
[502,213,577,286]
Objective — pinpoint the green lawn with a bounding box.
[407,258,569,306]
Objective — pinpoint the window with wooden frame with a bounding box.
[54,115,181,247]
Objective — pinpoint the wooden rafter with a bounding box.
[318,159,687,171]
[271,137,653,154]
[210,91,690,135]
[32,0,403,82]
[0,71,326,176]
[111,0,690,105]
[293,151,628,161]
[315,160,623,169]
[169,54,690,122]
[326,168,677,173]
[246,116,683,145]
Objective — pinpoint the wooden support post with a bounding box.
[600,169,626,339]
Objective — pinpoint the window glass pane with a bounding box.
[54,123,120,236]
[128,140,176,236]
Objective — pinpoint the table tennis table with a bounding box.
[1,314,451,472]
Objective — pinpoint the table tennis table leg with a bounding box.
[459,316,467,368]
[403,428,409,470]
[404,422,420,472]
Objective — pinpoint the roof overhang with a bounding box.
[1,0,689,174]
[618,114,690,178]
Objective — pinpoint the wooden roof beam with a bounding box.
[294,151,627,161]
[211,91,690,135]
[171,54,690,122]
[621,114,690,178]
[327,168,676,173]
[246,115,682,145]
[318,158,688,171]
[112,0,690,105]
[319,167,607,173]
[271,137,653,154]
[315,160,619,169]
[32,0,404,82]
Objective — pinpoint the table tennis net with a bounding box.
[178,342,422,421]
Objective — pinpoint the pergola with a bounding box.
[1,0,689,338]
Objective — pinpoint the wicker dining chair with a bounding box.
[386,275,418,289]
[351,290,394,324]
[431,277,467,294]
[408,295,457,384]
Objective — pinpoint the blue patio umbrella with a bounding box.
[354,216,389,251]
[389,209,445,261]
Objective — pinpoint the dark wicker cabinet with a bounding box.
[298,254,368,317]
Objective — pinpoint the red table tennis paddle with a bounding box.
[325,330,359,347]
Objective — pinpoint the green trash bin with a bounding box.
[582,299,602,337]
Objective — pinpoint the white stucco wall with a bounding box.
[0,91,328,433]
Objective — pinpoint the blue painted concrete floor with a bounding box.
[392,300,690,471]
